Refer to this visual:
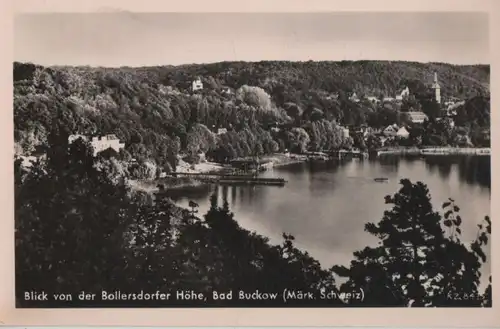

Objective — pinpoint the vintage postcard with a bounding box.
[1,0,499,326]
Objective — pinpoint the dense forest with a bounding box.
[14,60,490,179]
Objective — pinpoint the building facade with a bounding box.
[192,77,203,91]
[406,111,428,124]
[68,134,125,157]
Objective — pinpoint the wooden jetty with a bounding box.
[172,172,287,186]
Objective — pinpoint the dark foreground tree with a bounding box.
[332,179,491,307]
[15,130,135,306]
[172,194,342,306]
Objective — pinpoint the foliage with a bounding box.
[15,131,135,303]
[332,179,490,307]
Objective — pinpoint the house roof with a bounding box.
[407,111,428,120]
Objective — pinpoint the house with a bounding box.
[396,126,410,139]
[18,153,47,169]
[90,134,125,156]
[445,101,464,116]
[406,111,428,124]
[362,127,380,138]
[326,93,339,100]
[217,128,228,135]
[221,86,232,94]
[400,86,410,97]
[383,97,395,102]
[19,155,37,168]
[68,134,125,157]
[349,92,360,103]
[383,124,399,137]
[395,86,410,101]
[198,152,207,163]
[365,96,380,103]
[436,117,456,128]
[340,126,350,139]
[191,77,203,92]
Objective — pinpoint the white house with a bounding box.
[68,134,125,157]
[217,128,228,135]
[192,77,203,92]
[91,135,125,156]
[340,126,350,139]
[365,96,380,103]
[406,111,428,124]
[383,97,395,102]
[383,124,399,137]
[396,86,410,101]
[446,101,464,117]
[19,155,38,168]
[349,92,360,103]
[326,93,339,100]
[396,126,410,139]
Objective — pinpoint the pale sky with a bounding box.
[14,12,490,67]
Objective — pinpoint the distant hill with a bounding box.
[14,60,490,100]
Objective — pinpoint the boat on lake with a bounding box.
[374,177,389,182]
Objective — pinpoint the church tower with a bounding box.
[431,72,441,104]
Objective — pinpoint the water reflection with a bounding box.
[424,156,452,180]
[421,155,490,189]
[377,155,401,174]
[458,156,491,189]
[172,155,490,275]
[231,184,237,205]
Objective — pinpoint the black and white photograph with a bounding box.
[12,10,491,309]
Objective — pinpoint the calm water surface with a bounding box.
[173,155,491,280]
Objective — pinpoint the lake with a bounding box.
[171,155,491,283]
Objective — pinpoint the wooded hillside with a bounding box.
[13,60,490,175]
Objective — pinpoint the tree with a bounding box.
[365,134,382,151]
[236,85,272,111]
[126,197,178,292]
[286,127,310,153]
[332,179,491,307]
[15,130,135,306]
[420,97,441,120]
[185,123,217,160]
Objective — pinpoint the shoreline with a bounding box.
[130,148,490,194]
[162,154,307,191]
[376,146,491,156]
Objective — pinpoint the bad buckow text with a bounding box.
[212,290,279,301]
